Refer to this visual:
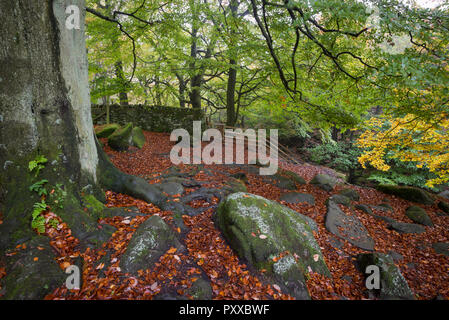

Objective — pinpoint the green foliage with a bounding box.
[29,180,48,197]
[49,184,67,209]
[28,155,48,177]
[307,141,361,173]
[31,200,47,234]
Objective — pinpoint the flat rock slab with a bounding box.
[280,192,315,205]
[120,216,184,275]
[339,188,360,201]
[389,221,426,234]
[325,201,375,251]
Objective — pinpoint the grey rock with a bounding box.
[328,194,351,207]
[280,192,315,205]
[310,174,337,192]
[156,181,184,196]
[325,201,375,251]
[120,216,184,275]
[357,253,415,300]
[432,243,449,257]
[389,221,426,234]
[438,190,449,201]
[355,204,373,215]
[216,192,330,300]
[339,188,360,201]
[438,201,449,214]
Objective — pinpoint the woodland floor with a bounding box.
[1,130,448,300]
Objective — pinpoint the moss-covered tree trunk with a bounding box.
[0,0,171,299]
[0,0,105,248]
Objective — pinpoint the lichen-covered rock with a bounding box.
[108,123,133,151]
[120,216,183,275]
[280,192,315,205]
[310,174,337,192]
[0,236,65,300]
[95,123,120,139]
[216,192,330,299]
[438,201,449,214]
[377,185,434,205]
[131,126,146,149]
[339,188,360,201]
[356,253,415,300]
[325,201,375,251]
[388,221,425,234]
[405,206,433,227]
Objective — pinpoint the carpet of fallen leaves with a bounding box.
[32,130,448,300]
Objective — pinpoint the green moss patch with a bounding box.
[95,124,120,139]
[131,126,146,149]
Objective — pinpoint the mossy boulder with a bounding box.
[432,243,449,257]
[373,203,394,212]
[377,185,434,205]
[438,201,449,214]
[388,221,425,234]
[216,192,330,299]
[405,206,433,227]
[356,253,415,300]
[108,123,133,151]
[186,278,213,300]
[224,177,248,193]
[264,174,296,190]
[278,169,307,185]
[131,126,146,149]
[310,174,337,192]
[120,216,184,275]
[327,194,351,207]
[0,236,66,300]
[355,204,373,215]
[338,188,360,201]
[95,123,120,139]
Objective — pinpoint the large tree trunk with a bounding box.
[0,0,102,248]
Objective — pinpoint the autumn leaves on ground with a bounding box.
[2,130,448,300]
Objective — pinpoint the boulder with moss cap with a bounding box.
[215,192,330,299]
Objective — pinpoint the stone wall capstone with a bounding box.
[92,104,204,133]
